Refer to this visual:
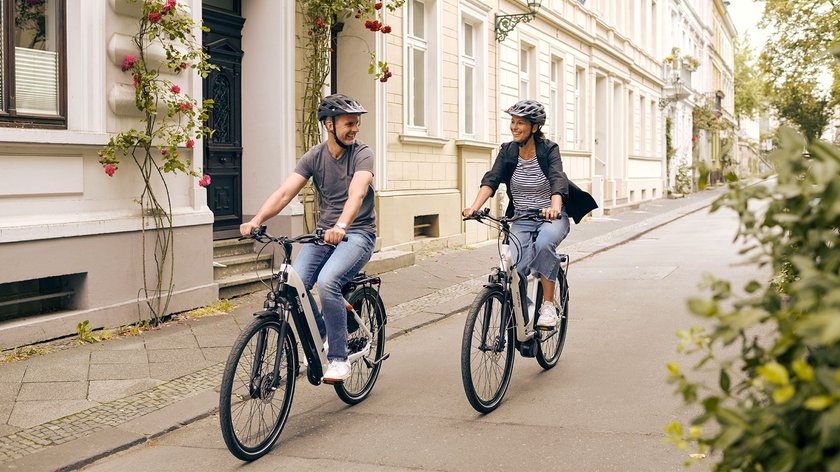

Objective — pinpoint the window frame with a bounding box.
[458,4,486,140]
[0,0,67,129]
[549,54,564,144]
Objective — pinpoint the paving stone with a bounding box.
[16,382,87,401]
[1,427,144,472]
[87,379,164,403]
[199,347,231,362]
[143,333,199,350]
[387,312,445,334]
[89,364,150,381]
[0,364,26,383]
[194,334,235,349]
[90,349,148,365]
[146,348,206,364]
[148,361,214,383]
[0,383,20,401]
[21,361,88,382]
[8,400,96,429]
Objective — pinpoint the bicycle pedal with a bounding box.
[322,378,344,385]
[536,325,557,332]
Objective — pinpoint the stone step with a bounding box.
[212,238,255,258]
[213,252,273,280]
[603,201,643,216]
[217,270,275,299]
[217,249,416,299]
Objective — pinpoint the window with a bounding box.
[519,44,534,99]
[406,0,441,134]
[461,21,475,136]
[574,67,585,149]
[549,56,563,142]
[0,0,66,128]
[458,6,486,140]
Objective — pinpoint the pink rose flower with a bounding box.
[375,2,382,9]
[121,55,137,72]
[171,84,181,94]
[148,11,161,23]
[161,149,168,155]
[104,164,116,177]
[187,138,195,149]
[179,102,193,112]
[199,174,211,187]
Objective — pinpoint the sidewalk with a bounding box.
[0,186,729,471]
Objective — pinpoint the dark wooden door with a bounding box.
[202,8,244,239]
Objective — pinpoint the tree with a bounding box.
[769,78,832,143]
[733,35,763,125]
[758,0,839,140]
[667,127,840,470]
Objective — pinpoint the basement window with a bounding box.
[0,273,84,322]
[414,214,439,239]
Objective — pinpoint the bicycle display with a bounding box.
[460,209,570,413]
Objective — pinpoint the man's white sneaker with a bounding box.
[536,303,558,329]
[323,360,351,383]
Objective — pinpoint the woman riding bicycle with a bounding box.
[462,99,595,329]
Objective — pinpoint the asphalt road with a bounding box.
[82,204,761,472]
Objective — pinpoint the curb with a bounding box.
[1,189,726,471]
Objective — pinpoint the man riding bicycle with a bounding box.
[240,93,376,383]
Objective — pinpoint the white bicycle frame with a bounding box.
[275,262,373,376]
[497,242,540,343]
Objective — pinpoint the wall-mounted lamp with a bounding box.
[495,0,543,42]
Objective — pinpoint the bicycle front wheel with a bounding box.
[535,273,569,369]
[335,287,386,405]
[219,316,296,461]
[461,287,514,413]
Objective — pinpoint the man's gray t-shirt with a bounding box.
[294,141,376,234]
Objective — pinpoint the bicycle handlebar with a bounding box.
[463,208,548,226]
[239,226,347,246]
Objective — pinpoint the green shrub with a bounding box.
[667,126,840,471]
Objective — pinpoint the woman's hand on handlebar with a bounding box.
[541,207,561,220]
[462,207,478,218]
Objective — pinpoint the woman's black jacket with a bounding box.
[479,138,598,224]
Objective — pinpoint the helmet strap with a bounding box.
[331,116,351,150]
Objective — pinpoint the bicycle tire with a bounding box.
[460,286,515,413]
[535,273,569,369]
[334,287,386,405]
[219,315,296,461]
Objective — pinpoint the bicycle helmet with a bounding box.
[317,93,368,121]
[504,100,546,125]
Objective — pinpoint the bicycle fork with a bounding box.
[249,318,290,399]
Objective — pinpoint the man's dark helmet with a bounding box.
[317,93,368,121]
[504,100,546,125]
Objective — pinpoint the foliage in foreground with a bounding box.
[667,127,840,471]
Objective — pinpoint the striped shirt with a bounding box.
[510,156,551,211]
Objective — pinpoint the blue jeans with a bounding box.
[293,230,376,361]
[510,210,570,282]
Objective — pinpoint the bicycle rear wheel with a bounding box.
[535,272,569,369]
[219,316,296,461]
[334,287,386,405]
[461,287,514,413]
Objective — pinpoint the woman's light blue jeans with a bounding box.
[293,230,376,361]
[510,210,570,282]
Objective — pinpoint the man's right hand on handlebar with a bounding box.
[240,219,261,237]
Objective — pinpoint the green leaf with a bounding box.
[667,362,681,377]
[757,361,790,385]
[687,298,718,317]
[773,384,795,404]
[719,369,731,393]
[804,395,833,411]
[792,359,815,381]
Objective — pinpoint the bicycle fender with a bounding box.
[253,309,283,319]
[482,282,504,290]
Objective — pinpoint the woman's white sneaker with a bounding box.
[536,303,558,329]
[323,360,351,383]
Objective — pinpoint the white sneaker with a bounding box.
[323,360,351,383]
[536,303,558,329]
